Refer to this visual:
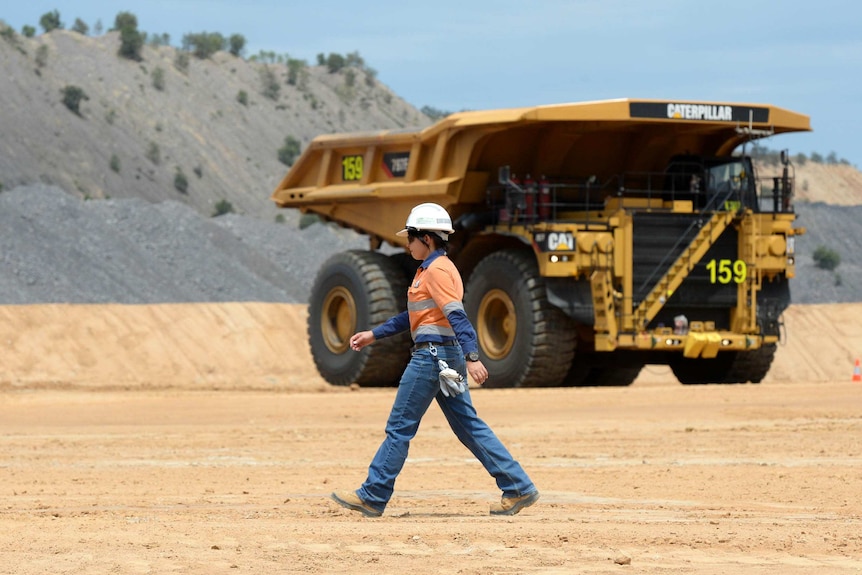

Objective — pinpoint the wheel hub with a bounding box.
[320,286,356,354]
[477,288,516,360]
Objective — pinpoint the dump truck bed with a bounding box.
[272,98,810,246]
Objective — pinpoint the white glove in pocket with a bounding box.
[438,359,468,397]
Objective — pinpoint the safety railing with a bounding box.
[485,164,794,226]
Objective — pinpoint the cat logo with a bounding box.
[667,103,732,121]
[629,101,770,124]
[548,232,574,251]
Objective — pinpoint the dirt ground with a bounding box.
[2,303,862,574]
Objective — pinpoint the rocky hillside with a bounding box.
[0,27,431,218]
[1,23,861,305]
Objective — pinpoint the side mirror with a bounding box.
[780,149,789,166]
[498,165,511,185]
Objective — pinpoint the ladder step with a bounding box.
[633,210,735,327]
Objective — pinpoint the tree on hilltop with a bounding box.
[114,11,143,61]
[228,34,246,57]
[183,32,226,59]
[325,53,346,73]
[71,18,89,35]
[39,10,63,33]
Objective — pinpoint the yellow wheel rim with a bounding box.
[320,286,356,354]
[476,288,516,360]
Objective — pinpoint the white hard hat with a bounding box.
[396,203,455,241]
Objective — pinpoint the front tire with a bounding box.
[564,347,643,387]
[670,353,735,385]
[722,344,776,383]
[670,344,775,385]
[581,365,643,387]
[464,250,575,388]
[307,250,410,386]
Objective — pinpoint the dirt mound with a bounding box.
[755,160,862,205]
[0,303,326,391]
[2,302,860,390]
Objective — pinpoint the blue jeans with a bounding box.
[357,344,536,512]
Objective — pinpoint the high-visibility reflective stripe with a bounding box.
[442,301,465,315]
[408,299,438,311]
[413,324,456,339]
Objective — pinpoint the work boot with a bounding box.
[490,491,540,516]
[331,490,383,518]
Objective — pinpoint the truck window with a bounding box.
[705,158,756,210]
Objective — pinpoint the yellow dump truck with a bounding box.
[272,98,810,388]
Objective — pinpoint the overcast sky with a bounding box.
[4,1,861,167]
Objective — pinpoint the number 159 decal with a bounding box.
[705,259,747,284]
[342,155,363,181]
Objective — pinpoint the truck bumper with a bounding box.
[608,330,774,358]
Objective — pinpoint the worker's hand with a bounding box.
[350,330,375,352]
[467,360,489,386]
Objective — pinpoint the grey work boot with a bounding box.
[490,491,540,516]
[331,490,383,518]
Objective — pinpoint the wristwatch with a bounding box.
[466,351,480,362]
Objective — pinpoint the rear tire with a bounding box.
[464,250,575,388]
[670,344,776,385]
[307,250,410,387]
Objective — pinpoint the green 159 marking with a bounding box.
[342,155,363,181]
[705,259,747,284]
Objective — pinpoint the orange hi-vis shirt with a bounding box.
[371,250,479,355]
[407,253,463,341]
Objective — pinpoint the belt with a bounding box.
[411,340,458,352]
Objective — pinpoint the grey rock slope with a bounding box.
[1,185,860,306]
[791,202,862,303]
[0,185,366,304]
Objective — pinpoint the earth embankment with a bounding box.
[2,301,860,390]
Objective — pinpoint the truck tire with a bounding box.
[388,251,421,279]
[464,250,575,388]
[582,365,643,387]
[564,349,642,387]
[670,343,776,385]
[307,250,410,387]
[721,343,776,384]
[670,353,736,385]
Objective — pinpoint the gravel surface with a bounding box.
[0,184,366,304]
[789,201,862,303]
[2,381,861,574]
[1,184,859,305]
